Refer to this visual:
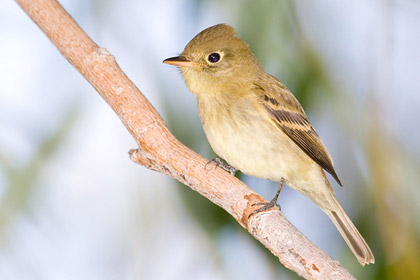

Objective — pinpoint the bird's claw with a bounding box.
[205,158,237,175]
[249,200,281,218]
[249,178,285,218]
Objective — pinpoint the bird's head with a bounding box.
[163,24,263,96]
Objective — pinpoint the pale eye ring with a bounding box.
[207,52,221,63]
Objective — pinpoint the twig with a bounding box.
[15,0,355,279]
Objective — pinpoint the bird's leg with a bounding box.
[250,177,286,216]
[205,158,237,175]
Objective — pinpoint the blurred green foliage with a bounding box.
[0,107,79,240]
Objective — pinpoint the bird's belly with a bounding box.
[203,114,313,183]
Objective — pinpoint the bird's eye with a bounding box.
[207,52,221,63]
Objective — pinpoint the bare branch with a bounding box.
[15,0,355,279]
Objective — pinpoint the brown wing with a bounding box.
[254,80,342,186]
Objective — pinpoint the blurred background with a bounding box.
[1,0,420,279]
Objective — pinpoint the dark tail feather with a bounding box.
[326,198,375,266]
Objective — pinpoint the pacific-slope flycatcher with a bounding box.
[163,23,374,266]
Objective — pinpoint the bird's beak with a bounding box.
[163,56,200,67]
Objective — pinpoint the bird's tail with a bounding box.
[323,194,375,266]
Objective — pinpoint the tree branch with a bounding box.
[15,0,355,279]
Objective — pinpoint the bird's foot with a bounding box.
[205,158,237,175]
[251,199,281,216]
[249,178,285,217]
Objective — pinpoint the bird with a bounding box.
[163,23,374,266]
